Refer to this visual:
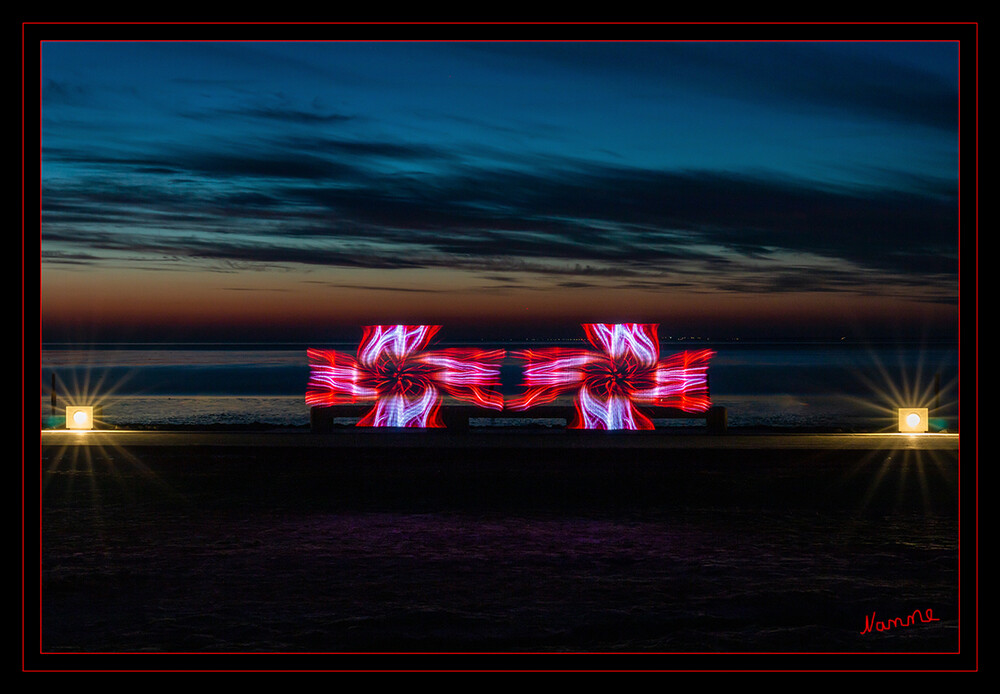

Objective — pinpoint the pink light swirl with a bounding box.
[307,326,505,427]
[511,324,715,430]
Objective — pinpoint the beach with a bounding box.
[37,429,963,664]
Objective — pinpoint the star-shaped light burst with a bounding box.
[509,323,715,430]
[306,325,505,427]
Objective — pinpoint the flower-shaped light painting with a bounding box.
[509,323,714,430]
[306,325,505,427]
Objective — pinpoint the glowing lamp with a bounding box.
[66,405,94,430]
[898,407,928,433]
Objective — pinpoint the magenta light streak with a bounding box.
[510,323,714,430]
[306,325,504,427]
[362,388,441,428]
[585,323,659,363]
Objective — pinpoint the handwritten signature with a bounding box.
[860,608,940,635]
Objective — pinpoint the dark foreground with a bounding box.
[36,431,967,668]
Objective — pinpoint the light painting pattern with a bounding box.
[306,325,505,427]
[509,324,714,430]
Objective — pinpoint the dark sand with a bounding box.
[35,430,968,668]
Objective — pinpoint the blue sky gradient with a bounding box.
[39,38,962,341]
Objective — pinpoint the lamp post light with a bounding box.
[65,405,94,431]
[898,407,929,434]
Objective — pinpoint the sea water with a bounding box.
[38,341,960,431]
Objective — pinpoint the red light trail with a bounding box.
[509,324,714,430]
[307,324,712,429]
[306,325,504,427]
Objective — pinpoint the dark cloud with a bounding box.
[223,105,355,125]
[44,142,366,183]
[171,150,359,181]
[42,128,957,300]
[456,42,958,132]
[40,249,105,266]
[41,79,94,107]
[689,42,957,132]
[275,161,958,281]
[277,135,453,163]
[306,282,447,294]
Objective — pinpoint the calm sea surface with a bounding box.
[39,341,960,431]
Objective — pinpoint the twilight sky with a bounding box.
[39,39,962,342]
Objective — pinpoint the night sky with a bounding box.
[37,35,963,342]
